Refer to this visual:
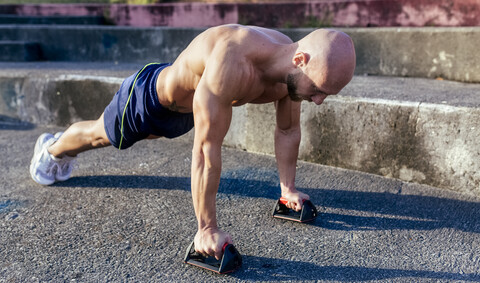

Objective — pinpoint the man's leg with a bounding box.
[30,113,111,185]
[48,113,111,158]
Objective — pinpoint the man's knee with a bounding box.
[89,116,111,147]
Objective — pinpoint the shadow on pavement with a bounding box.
[233,255,480,282]
[314,188,480,234]
[56,174,480,234]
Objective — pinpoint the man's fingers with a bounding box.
[285,199,302,211]
[214,248,222,260]
[288,200,302,211]
[286,201,297,210]
[197,243,225,260]
[291,202,299,211]
[208,247,216,258]
[195,244,213,257]
[296,202,303,211]
[198,246,215,258]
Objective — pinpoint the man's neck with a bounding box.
[258,42,298,84]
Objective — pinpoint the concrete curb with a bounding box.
[227,98,480,196]
[1,64,478,195]
[282,27,480,83]
[0,41,41,61]
[0,26,479,83]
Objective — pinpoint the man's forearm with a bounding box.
[191,146,222,230]
[274,126,301,193]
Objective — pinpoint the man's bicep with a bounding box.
[192,84,233,148]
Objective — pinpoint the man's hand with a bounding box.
[282,190,310,211]
[194,227,233,260]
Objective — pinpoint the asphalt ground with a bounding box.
[1,122,480,282]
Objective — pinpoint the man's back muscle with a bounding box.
[157,25,293,112]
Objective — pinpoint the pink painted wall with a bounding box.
[0,0,479,27]
[109,3,238,27]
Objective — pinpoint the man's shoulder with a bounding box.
[247,26,293,44]
[204,25,291,48]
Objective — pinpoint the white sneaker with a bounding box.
[29,133,58,185]
[52,132,76,182]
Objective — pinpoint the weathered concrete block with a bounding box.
[224,106,248,150]
[416,105,480,194]
[300,99,424,182]
[0,78,24,118]
[349,28,480,83]
[224,103,276,154]
[46,77,122,125]
[282,27,480,83]
[0,26,204,64]
[0,41,41,62]
[299,98,480,195]
[244,103,276,154]
[223,75,480,195]
[0,26,479,82]
[3,75,122,126]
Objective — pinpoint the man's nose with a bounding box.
[311,94,327,105]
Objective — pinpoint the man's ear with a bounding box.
[292,52,310,67]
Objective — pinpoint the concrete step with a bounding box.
[0,62,478,195]
[0,15,105,25]
[0,26,478,83]
[0,41,41,61]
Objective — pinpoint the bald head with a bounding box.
[296,29,356,94]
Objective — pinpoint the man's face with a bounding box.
[286,72,303,102]
[286,71,331,105]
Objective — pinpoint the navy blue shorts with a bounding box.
[103,63,194,150]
